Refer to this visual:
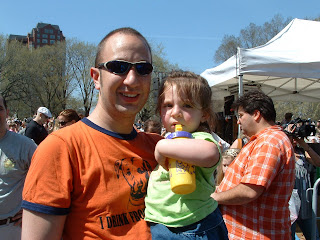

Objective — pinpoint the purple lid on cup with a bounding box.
[166,131,193,139]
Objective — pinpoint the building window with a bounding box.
[37,39,40,43]
[42,34,48,38]
[50,35,55,39]
[37,34,40,38]
[42,39,48,43]
[44,29,54,34]
[50,40,55,44]
[57,35,60,40]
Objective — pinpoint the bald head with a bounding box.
[95,27,152,67]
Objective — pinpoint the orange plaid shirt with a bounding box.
[217,125,295,240]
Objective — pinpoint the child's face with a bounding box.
[222,156,234,174]
[160,85,207,133]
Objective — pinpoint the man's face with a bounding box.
[40,114,49,125]
[92,33,152,119]
[0,98,9,132]
[236,107,256,137]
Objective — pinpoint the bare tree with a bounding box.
[213,14,320,123]
[66,39,96,116]
[214,35,241,63]
[214,14,291,63]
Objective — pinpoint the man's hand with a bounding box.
[212,183,265,205]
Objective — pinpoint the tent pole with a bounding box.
[238,74,243,96]
[236,47,244,139]
[237,74,243,139]
[236,48,243,139]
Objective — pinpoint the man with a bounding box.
[212,90,295,239]
[316,119,320,139]
[25,107,52,144]
[281,112,293,127]
[0,95,37,239]
[21,28,162,240]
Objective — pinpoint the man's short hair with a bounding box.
[94,27,152,67]
[232,90,276,122]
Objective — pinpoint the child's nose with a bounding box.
[171,106,182,118]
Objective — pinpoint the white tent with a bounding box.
[201,18,320,102]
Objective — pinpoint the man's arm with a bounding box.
[211,183,265,205]
[22,209,67,240]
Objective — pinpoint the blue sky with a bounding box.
[1,0,319,74]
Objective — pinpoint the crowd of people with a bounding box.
[1,27,320,240]
[1,106,82,239]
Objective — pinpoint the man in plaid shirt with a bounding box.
[212,90,295,240]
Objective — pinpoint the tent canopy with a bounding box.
[201,18,320,102]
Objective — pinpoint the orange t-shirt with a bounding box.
[22,119,162,240]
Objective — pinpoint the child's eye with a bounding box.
[162,103,172,108]
[183,104,193,108]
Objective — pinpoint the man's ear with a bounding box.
[253,110,261,121]
[91,67,101,90]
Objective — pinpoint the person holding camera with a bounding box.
[287,123,320,240]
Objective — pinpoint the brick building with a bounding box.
[9,22,65,48]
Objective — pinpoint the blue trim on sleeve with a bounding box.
[22,200,70,215]
[81,118,137,140]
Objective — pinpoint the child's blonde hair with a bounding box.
[216,148,240,185]
[156,70,216,133]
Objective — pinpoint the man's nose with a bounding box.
[123,67,140,87]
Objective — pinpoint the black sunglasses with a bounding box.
[98,60,153,76]
[58,121,68,126]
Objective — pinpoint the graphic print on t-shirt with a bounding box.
[115,157,152,208]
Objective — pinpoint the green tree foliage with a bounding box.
[1,40,70,117]
[1,40,37,116]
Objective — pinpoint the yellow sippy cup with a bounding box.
[166,124,196,195]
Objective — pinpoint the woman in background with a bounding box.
[57,109,80,129]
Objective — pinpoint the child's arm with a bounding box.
[154,138,220,170]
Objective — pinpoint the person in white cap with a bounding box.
[25,107,52,145]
